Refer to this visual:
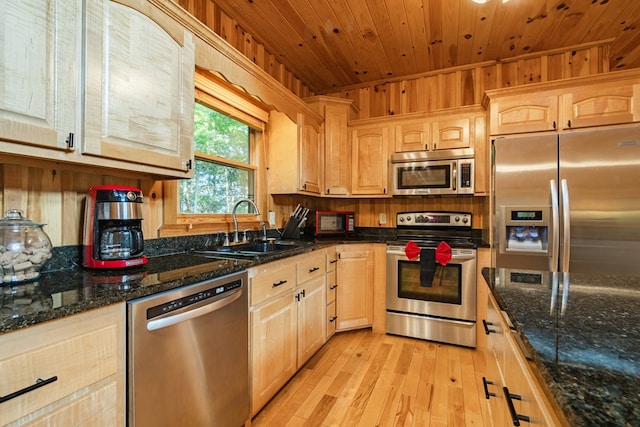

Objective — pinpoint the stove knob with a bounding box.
[399,217,405,223]
[454,216,460,222]
[406,216,412,222]
[462,217,469,223]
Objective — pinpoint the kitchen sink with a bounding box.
[192,239,309,259]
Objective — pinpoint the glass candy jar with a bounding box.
[0,210,53,284]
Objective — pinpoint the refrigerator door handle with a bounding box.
[560,179,571,273]
[550,179,560,272]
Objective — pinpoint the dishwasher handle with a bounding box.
[147,288,243,331]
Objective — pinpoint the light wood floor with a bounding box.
[252,329,492,427]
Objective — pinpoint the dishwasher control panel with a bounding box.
[146,278,242,320]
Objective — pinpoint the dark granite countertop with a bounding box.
[483,268,640,427]
[0,231,386,334]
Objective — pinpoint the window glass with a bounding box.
[179,103,255,214]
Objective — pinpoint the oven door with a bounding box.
[386,244,477,321]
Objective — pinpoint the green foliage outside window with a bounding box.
[180,103,254,214]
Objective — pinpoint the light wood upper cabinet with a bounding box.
[351,125,390,196]
[488,91,560,135]
[485,69,640,136]
[299,121,322,194]
[84,0,195,175]
[395,121,430,152]
[561,79,640,129]
[432,116,471,150]
[0,303,125,426]
[305,96,357,196]
[268,111,322,195]
[0,0,80,153]
[0,0,195,178]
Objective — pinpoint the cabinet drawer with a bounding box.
[250,262,296,306]
[297,252,325,283]
[326,248,338,273]
[327,271,337,304]
[326,300,337,338]
[0,305,123,426]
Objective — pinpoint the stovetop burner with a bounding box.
[390,211,476,249]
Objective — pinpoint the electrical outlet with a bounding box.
[379,213,387,224]
[269,211,276,226]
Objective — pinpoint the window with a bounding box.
[179,103,257,214]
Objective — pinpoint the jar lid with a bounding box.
[0,209,46,229]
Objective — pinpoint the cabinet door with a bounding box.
[394,121,430,152]
[490,92,559,135]
[250,292,297,415]
[503,333,557,426]
[432,117,470,150]
[324,104,351,195]
[561,81,640,129]
[336,247,374,330]
[296,276,326,367]
[84,0,194,175]
[0,0,79,152]
[0,303,125,426]
[351,126,390,196]
[299,123,322,194]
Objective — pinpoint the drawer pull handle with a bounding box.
[329,259,338,264]
[329,316,337,323]
[504,387,530,426]
[0,376,58,404]
[309,267,320,273]
[482,377,496,399]
[329,284,338,290]
[483,319,496,335]
[273,280,288,287]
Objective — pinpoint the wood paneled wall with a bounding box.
[324,42,610,119]
[271,195,487,232]
[0,158,162,248]
[176,0,315,100]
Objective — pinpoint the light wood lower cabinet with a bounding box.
[336,244,375,331]
[249,250,327,415]
[0,303,125,427]
[250,288,297,415]
[481,289,563,426]
[326,247,339,338]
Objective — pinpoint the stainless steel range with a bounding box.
[386,211,477,347]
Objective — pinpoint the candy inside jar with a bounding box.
[0,210,53,284]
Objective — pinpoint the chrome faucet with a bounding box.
[231,198,261,244]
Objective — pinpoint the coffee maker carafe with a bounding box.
[83,185,147,268]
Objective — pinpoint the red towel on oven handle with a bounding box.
[435,241,452,266]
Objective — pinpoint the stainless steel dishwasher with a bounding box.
[127,271,249,426]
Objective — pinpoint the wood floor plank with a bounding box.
[252,331,495,427]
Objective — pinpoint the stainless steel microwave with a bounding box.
[390,148,474,196]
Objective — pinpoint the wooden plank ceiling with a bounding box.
[210,0,640,93]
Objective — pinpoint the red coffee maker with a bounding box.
[83,185,147,268]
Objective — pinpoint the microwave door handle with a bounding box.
[560,179,570,273]
[549,179,560,272]
[452,162,457,191]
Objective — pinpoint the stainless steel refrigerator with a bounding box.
[493,125,640,276]
[492,125,640,425]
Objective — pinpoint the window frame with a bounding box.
[160,68,269,237]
